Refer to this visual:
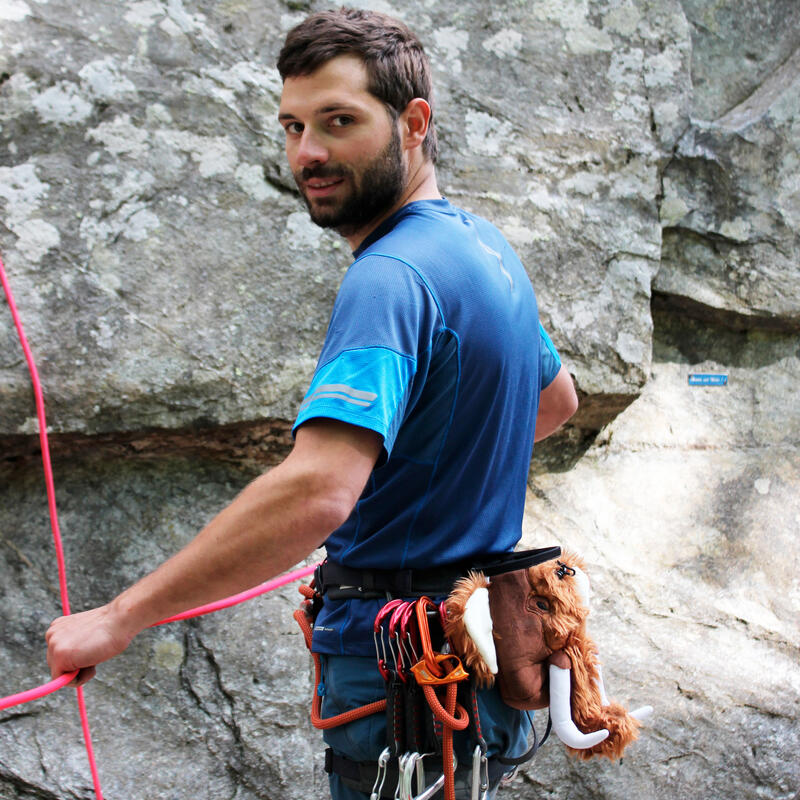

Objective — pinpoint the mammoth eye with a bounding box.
[526,595,550,613]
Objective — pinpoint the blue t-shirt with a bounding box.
[293,198,561,655]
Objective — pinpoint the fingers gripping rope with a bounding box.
[0,566,318,715]
[0,254,318,794]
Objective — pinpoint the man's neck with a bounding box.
[343,161,440,251]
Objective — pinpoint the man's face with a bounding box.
[278,55,407,240]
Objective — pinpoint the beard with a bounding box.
[294,125,406,238]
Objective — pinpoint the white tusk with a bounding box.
[549,664,609,749]
[571,566,592,608]
[463,586,498,674]
[596,665,652,722]
[630,705,653,722]
[595,664,610,706]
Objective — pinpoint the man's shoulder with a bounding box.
[359,198,506,261]
[364,198,456,249]
[345,198,527,313]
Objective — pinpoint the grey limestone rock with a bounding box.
[657,45,800,332]
[1,1,798,799]
[524,312,800,800]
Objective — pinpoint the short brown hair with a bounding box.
[277,7,438,163]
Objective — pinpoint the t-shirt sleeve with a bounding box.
[539,323,562,390]
[293,254,440,459]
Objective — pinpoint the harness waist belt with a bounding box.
[315,546,561,599]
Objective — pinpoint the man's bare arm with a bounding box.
[46,419,382,685]
[534,365,579,442]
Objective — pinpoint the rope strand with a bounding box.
[0,254,104,798]
[1,253,320,795]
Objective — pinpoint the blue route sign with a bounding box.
[688,373,728,386]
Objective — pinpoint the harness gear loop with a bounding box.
[293,584,387,729]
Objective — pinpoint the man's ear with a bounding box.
[400,98,432,152]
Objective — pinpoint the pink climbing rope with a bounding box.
[0,562,318,713]
[0,253,318,793]
[0,672,79,713]
[151,563,317,626]
[0,254,105,797]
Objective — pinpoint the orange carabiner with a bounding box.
[414,596,442,678]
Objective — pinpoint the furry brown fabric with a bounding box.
[444,571,496,688]
[445,551,642,760]
[527,550,641,759]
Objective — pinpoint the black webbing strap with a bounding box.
[315,546,562,599]
[495,711,551,767]
[386,676,405,756]
[479,546,562,576]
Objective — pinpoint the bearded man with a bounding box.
[46,8,579,799]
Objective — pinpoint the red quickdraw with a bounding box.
[374,598,404,680]
[389,600,417,681]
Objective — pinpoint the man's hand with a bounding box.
[46,602,137,687]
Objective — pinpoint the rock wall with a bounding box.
[1,1,798,799]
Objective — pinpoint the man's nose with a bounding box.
[296,130,329,168]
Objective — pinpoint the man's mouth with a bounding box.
[298,167,348,199]
[302,177,345,200]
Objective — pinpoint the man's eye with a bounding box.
[284,122,303,135]
[330,116,354,128]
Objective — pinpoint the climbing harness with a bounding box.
[313,548,562,600]
[295,547,561,800]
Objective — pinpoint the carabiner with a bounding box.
[398,752,421,800]
[412,753,456,800]
[374,599,405,680]
[414,597,443,680]
[370,746,391,800]
[394,601,418,677]
[389,602,412,679]
[471,744,489,800]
